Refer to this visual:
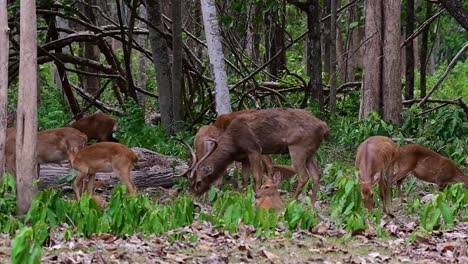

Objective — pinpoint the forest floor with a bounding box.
[0,183,465,264]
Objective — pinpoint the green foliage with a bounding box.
[0,174,20,235]
[420,183,467,231]
[200,190,317,237]
[11,227,42,264]
[330,168,366,232]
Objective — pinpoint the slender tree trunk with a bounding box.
[420,1,432,98]
[405,0,415,100]
[322,0,331,77]
[382,0,402,124]
[360,0,382,118]
[171,0,183,130]
[136,5,147,109]
[200,0,232,115]
[16,0,38,215]
[0,0,9,178]
[83,0,100,96]
[329,0,337,113]
[265,2,286,79]
[146,0,175,130]
[305,2,323,109]
[438,0,468,31]
[246,2,261,65]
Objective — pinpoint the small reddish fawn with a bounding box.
[393,144,468,194]
[70,142,138,200]
[355,136,399,214]
[255,172,285,212]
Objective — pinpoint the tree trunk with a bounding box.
[146,0,175,130]
[360,0,382,118]
[329,0,337,114]
[404,0,415,100]
[264,2,287,79]
[322,0,331,77]
[438,0,468,31]
[305,2,323,109]
[16,0,38,215]
[246,2,261,65]
[420,1,432,98]
[136,5,147,109]
[345,1,360,82]
[0,0,8,178]
[382,0,402,124]
[171,0,183,131]
[83,0,100,96]
[200,0,232,115]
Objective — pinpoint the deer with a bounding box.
[393,144,468,194]
[194,109,274,188]
[355,136,399,214]
[181,108,330,203]
[70,112,119,142]
[255,171,285,212]
[5,127,88,177]
[69,142,138,200]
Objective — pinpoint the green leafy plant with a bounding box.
[11,227,42,264]
[420,183,467,231]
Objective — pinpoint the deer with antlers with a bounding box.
[181,108,330,202]
[194,109,274,188]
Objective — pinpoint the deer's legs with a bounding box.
[306,154,321,204]
[117,168,137,194]
[261,155,274,177]
[73,170,87,200]
[248,153,263,191]
[240,159,251,188]
[289,146,309,199]
[86,173,96,195]
[378,168,392,214]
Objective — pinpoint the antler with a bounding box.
[173,137,197,177]
[189,138,218,179]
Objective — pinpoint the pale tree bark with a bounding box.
[171,0,183,130]
[405,0,415,100]
[345,1,360,82]
[0,0,8,178]
[360,0,382,118]
[200,0,232,115]
[382,0,402,124]
[146,0,175,130]
[322,0,331,77]
[16,0,38,215]
[329,0,337,114]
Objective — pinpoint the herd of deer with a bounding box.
[4,108,467,213]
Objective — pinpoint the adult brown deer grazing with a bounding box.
[255,171,285,212]
[70,113,119,142]
[355,136,399,214]
[70,142,138,200]
[194,109,274,187]
[184,108,330,202]
[5,127,88,177]
[393,144,468,194]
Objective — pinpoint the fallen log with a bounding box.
[37,147,188,190]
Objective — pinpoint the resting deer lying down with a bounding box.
[195,109,275,188]
[5,127,88,177]
[182,108,330,203]
[70,142,138,200]
[255,171,285,212]
[393,144,468,193]
[71,113,119,142]
[355,136,399,214]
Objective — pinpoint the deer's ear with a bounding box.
[203,138,216,153]
[272,171,282,185]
